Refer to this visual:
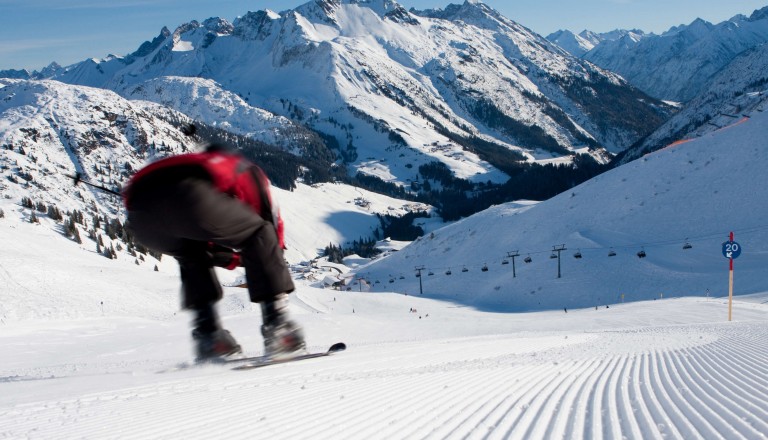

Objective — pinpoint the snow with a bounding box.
[121,76,305,151]
[1,101,768,438]
[1,213,767,438]
[275,181,432,263]
[172,40,194,52]
[355,107,768,312]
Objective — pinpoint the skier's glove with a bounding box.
[206,244,242,270]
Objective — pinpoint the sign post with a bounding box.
[722,232,741,321]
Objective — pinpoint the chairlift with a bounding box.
[415,273,421,278]
[683,241,692,250]
[524,255,532,263]
[481,264,489,272]
[608,249,617,257]
[501,259,509,265]
[461,266,469,273]
[375,280,381,284]
[637,248,646,258]
[446,269,452,275]
[550,253,558,259]
[428,271,434,276]
[399,275,405,280]
[574,250,582,259]
[389,279,395,283]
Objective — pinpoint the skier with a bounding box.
[123,141,305,361]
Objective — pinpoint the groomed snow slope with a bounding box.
[0,211,767,439]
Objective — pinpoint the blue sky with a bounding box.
[1,0,766,71]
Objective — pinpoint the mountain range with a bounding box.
[616,42,768,164]
[548,6,768,103]
[1,0,670,189]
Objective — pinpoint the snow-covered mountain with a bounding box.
[0,78,433,265]
[0,79,193,217]
[546,29,646,57]
[8,0,670,187]
[616,42,768,164]
[354,105,768,311]
[580,7,768,102]
[545,30,596,57]
[121,76,325,154]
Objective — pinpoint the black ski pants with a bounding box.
[126,176,294,309]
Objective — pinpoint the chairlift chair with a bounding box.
[501,259,509,265]
[481,264,489,272]
[550,253,558,259]
[428,271,434,276]
[574,250,582,259]
[608,249,617,257]
[683,241,692,250]
[446,269,452,275]
[637,249,646,258]
[524,255,532,263]
[461,266,469,273]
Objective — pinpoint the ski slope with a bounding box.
[0,211,767,439]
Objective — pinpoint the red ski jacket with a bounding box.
[123,151,285,248]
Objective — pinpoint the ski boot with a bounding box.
[261,320,306,359]
[192,328,242,361]
[261,293,306,359]
[191,302,242,361]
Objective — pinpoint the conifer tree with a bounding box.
[47,204,63,221]
[72,226,82,244]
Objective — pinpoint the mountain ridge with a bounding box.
[1,0,670,188]
[549,5,768,102]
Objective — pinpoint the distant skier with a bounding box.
[123,134,305,361]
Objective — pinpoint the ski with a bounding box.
[157,342,346,373]
[232,342,346,371]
